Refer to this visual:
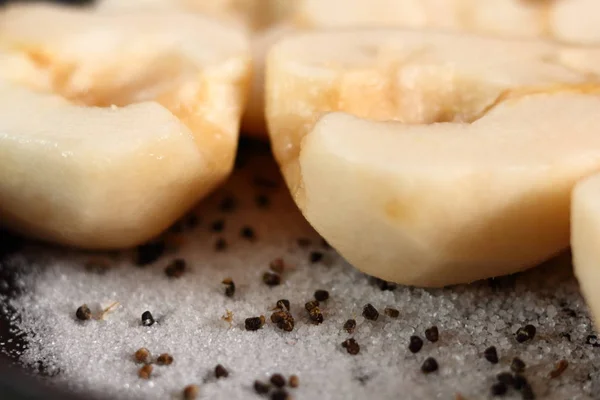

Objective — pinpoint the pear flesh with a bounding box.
[0,4,251,249]
[267,30,600,194]
[296,0,600,45]
[266,29,600,286]
[299,94,600,287]
[571,174,600,330]
[95,0,295,137]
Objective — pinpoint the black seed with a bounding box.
[254,380,270,394]
[342,338,360,355]
[344,319,357,334]
[270,374,286,388]
[269,258,285,274]
[491,382,507,396]
[222,278,235,297]
[277,316,295,332]
[245,316,265,331]
[219,196,236,213]
[183,384,199,400]
[511,357,526,373]
[255,194,270,208]
[484,346,499,364]
[271,311,285,323]
[276,299,290,311]
[496,372,514,386]
[210,219,225,232]
[384,307,399,318]
[141,311,155,326]
[549,359,569,379]
[156,353,174,365]
[425,326,439,342]
[371,277,397,291]
[271,389,289,400]
[134,348,152,364]
[241,226,256,241]
[215,364,229,378]
[270,311,294,332]
[408,336,423,353]
[289,375,299,388]
[308,307,324,324]
[165,258,186,278]
[513,374,528,390]
[135,240,166,266]
[516,324,536,343]
[586,334,600,347]
[263,271,281,287]
[523,324,536,339]
[516,331,529,343]
[138,364,153,379]
[362,303,379,321]
[75,304,92,321]
[521,383,535,400]
[421,357,438,373]
[305,301,320,311]
[305,301,322,323]
[314,290,329,302]
[297,238,311,247]
[214,238,227,252]
[560,332,571,342]
[309,251,323,263]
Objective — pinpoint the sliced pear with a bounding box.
[551,0,600,45]
[572,174,600,329]
[266,29,600,286]
[0,4,251,249]
[96,0,294,31]
[267,30,600,190]
[95,0,296,137]
[297,93,600,287]
[295,0,600,44]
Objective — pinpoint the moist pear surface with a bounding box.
[572,174,600,330]
[0,4,251,249]
[296,0,600,44]
[298,94,600,286]
[95,0,295,137]
[266,29,600,286]
[267,29,600,196]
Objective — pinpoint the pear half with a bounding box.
[572,174,600,329]
[267,30,600,191]
[295,0,600,44]
[299,93,600,287]
[0,4,251,249]
[266,29,600,286]
[95,0,296,137]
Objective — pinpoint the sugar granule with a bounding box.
[0,145,599,400]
